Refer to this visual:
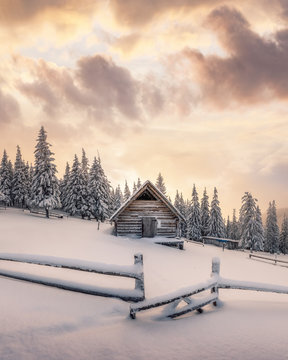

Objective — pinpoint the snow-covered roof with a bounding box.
[110,180,185,222]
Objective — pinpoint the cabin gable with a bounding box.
[111,181,184,238]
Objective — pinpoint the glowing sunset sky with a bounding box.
[0,0,288,216]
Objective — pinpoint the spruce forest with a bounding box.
[0,127,287,254]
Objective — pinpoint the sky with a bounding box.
[0,0,288,217]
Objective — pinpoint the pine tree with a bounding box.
[200,188,210,237]
[23,161,31,206]
[209,187,225,238]
[186,184,201,241]
[88,156,111,221]
[0,150,13,205]
[174,190,186,236]
[279,215,288,254]
[12,145,28,208]
[254,205,264,251]
[30,126,61,217]
[155,173,166,195]
[265,201,279,253]
[174,190,181,210]
[114,184,123,209]
[80,149,90,218]
[226,216,231,238]
[230,209,239,240]
[137,178,141,189]
[27,163,34,200]
[240,192,260,250]
[133,182,137,193]
[65,155,86,217]
[60,162,70,212]
[124,180,131,201]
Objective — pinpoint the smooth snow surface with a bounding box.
[1,208,288,360]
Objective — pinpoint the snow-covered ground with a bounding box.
[1,208,288,360]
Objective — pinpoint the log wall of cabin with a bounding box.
[115,200,178,237]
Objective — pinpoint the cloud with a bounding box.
[14,55,145,127]
[109,0,227,28]
[76,55,141,119]
[0,89,20,125]
[18,80,59,116]
[179,6,288,107]
[0,0,100,24]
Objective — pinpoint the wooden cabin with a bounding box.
[110,180,185,238]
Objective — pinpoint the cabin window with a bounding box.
[136,189,157,200]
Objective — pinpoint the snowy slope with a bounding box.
[1,208,288,360]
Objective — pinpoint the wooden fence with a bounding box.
[0,253,145,302]
[130,257,288,319]
[249,253,288,266]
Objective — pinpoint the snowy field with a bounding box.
[1,209,288,360]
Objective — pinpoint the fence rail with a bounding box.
[249,253,288,266]
[0,253,145,302]
[130,256,288,320]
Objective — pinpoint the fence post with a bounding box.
[134,253,145,300]
[211,257,220,306]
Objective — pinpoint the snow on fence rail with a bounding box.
[249,253,288,266]
[0,253,145,302]
[130,257,288,319]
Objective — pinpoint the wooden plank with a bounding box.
[164,294,218,319]
[130,280,217,315]
[0,269,143,302]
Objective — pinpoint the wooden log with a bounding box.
[249,253,288,265]
[165,294,218,319]
[134,253,145,299]
[0,269,143,302]
[211,257,220,306]
[129,279,217,318]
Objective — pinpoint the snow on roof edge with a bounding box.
[110,180,185,222]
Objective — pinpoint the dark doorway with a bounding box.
[142,217,157,237]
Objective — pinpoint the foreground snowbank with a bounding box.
[1,208,288,360]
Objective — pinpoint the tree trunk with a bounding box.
[45,208,49,218]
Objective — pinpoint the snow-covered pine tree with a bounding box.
[209,187,225,238]
[7,160,14,201]
[23,161,31,206]
[137,178,141,189]
[25,163,33,202]
[186,184,201,241]
[264,201,279,254]
[254,205,264,251]
[30,126,61,218]
[239,192,258,250]
[65,155,85,217]
[0,150,13,206]
[12,145,28,208]
[88,156,111,221]
[124,180,131,201]
[133,182,137,193]
[80,149,90,219]
[200,188,210,237]
[114,184,123,209]
[279,215,288,254]
[226,216,231,238]
[155,173,166,195]
[0,190,5,202]
[60,162,70,212]
[230,209,239,240]
[174,190,181,210]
